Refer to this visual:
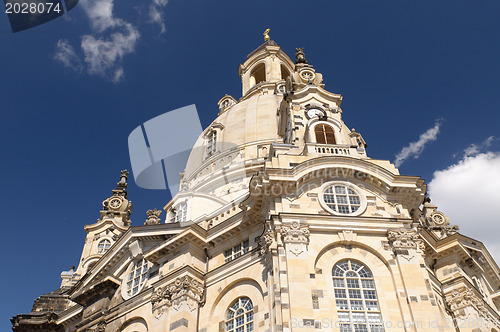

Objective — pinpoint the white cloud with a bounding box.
[149,0,169,34]
[54,39,82,71]
[80,0,117,32]
[394,120,442,167]
[428,150,500,263]
[81,22,140,82]
[112,67,124,83]
[54,0,167,82]
[463,136,495,158]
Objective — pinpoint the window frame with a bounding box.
[314,123,336,144]
[170,201,188,223]
[319,181,367,217]
[206,130,217,158]
[97,238,112,254]
[333,259,385,332]
[225,297,254,332]
[121,257,150,300]
[224,239,250,263]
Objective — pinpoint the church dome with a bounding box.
[183,93,281,181]
[182,40,295,192]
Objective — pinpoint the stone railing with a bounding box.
[307,143,357,156]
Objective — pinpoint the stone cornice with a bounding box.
[11,312,60,331]
[83,217,128,234]
[289,84,343,105]
[71,277,120,306]
[69,225,183,297]
[241,158,425,224]
[420,229,500,286]
[144,227,207,264]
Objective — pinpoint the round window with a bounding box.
[320,182,367,216]
[121,258,150,300]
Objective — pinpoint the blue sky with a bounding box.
[2,0,500,329]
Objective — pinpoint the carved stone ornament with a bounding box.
[281,221,310,256]
[151,276,204,318]
[259,230,274,256]
[338,230,357,243]
[442,224,459,236]
[86,321,106,332]
[144,208,162,225]
[445,287,492,322]
[421,201,460,237]
[387,228,425,260]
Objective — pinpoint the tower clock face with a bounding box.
[109,198,122,209]
[306,108,324,119]
[432,213,445,225]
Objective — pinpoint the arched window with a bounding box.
[170,202,187,223]
[206,130,217,157]
[333,260,384,332]
[120,318,148,332]
[87,260,97,270]
[281,64,290,81]
[97,239,111,254]
[249,63,266,87]
[315,124,336,144]
[225,297,254,332]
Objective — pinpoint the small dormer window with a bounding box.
[206,130,217,157]
[97,239,111,254]
[315,124,336,144]
[218,95,236,114]
[170,202,187,223]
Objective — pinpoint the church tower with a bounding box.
[61,170,133,288]
[12,35,500,332]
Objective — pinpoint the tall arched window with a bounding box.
[333,260,384,332]
[225,297,254,332]
[97,239,111,254]
[206,130,217,157]
[315,124,336,144]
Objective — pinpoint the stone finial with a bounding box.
[111,169,129,199]
[295,47,308,64]
[117,170,129,189]
[145,209,162,225]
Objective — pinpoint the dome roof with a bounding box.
[184,92,282,183]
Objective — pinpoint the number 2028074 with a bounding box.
[5,2,62,14]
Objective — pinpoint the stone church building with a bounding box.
[12,39,500,332]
